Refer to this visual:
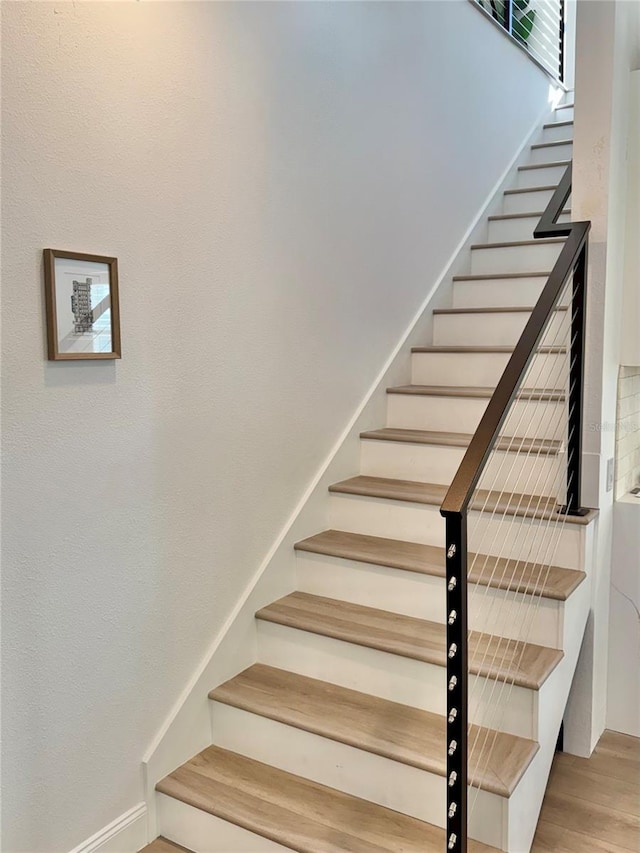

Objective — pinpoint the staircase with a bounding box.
[148,99,596,852]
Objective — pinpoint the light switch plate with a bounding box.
[606,457,615,492]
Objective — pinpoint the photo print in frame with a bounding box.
[43,249,121,360]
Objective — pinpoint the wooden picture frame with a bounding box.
[43,249,121,360]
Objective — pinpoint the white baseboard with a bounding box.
[69,804,147,853]
[142,99,556,839]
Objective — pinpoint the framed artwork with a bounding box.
[43,249,121,360]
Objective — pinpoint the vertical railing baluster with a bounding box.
[559,0,566,83]
[443,511,468,853]
[505,0,513,35]
[566,244,588,515]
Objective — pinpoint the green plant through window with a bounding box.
[480,0,536,47]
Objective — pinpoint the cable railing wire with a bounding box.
[465,300,574,654]
[472,0,565,81]
[440,161,591,852]
[465,308,576,769]
[462,302,575,740]
[467,399,579,781]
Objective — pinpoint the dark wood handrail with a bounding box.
[441,164,590,516]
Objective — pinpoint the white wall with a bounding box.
[564,0,640,755]
[1,2,552,850]
[620,70,640,368]
[614,367,640,500]
[608,494,640,737]
[608,58,640,738]
[608,364,640,738]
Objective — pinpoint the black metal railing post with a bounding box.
[565,243,588,514]
[559,0,566,83]
[505,0,513,35]
[442,510,468,853]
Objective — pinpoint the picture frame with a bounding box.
[43,249,121,360]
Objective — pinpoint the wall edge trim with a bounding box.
[68,804,147,853]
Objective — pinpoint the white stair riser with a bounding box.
[209,702,505,849]
[411,350,567,388]
[452,277,548,308]
[503,573,591,852]
[503,188,555,215]
[551,106,574,122]
[256,620,539,739]
[157,793,289,853]
[542,122,573,143]
[433,309,567,346]
[529,143,573,165]
[516,165,567,189]
[452,281,571,311]
[360,439,561,496]
[294,552,566,650]
[387,393,566,440]
[328,493,582,569]
[470,241,564,275]
[488,212,570,242]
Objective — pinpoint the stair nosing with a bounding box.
[359,426,563,454]
[487,210,570,221]
[328,475,595,526]
[543,119,574,128]
[208,664,540,798]
[294,529,586,601]
[452,271,552,281]
[432,304,568,314]
[470,237,565,249]
[504,185,560,195]
[410,345,566,353]
[530,140,573,149]
[518,160,571,171]
[386,384,566,401]
[256,591,564,690]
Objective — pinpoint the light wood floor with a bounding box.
[531,730,640,852]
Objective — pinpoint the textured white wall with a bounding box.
[1,2,551,850]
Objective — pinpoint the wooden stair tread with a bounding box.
[157,745,499,852]
[452,271,551,281]
[505,185,559,195]
[518,160,571,171]
[531,139,573,149]
[387,384,565,401]
[410,345,566,354]
[257,591,563,689]
[209,665,539,797]
[488,210,570,221]
[433,304,567,312]
[360,427,562,455]
[470,239,565,250]
[543,119,573,128]
[139,840,193,853]
[328,475,596,525]
[294,529,585,600]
